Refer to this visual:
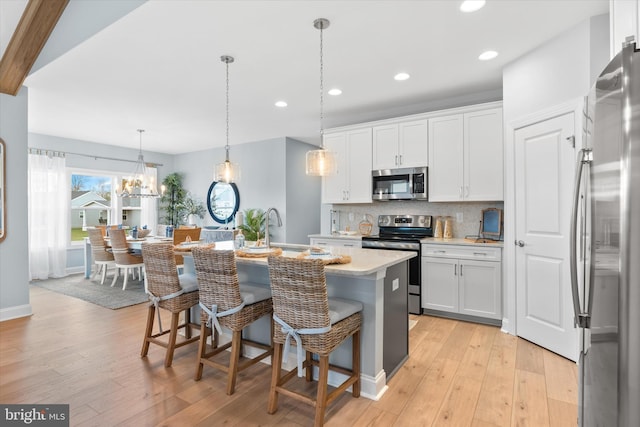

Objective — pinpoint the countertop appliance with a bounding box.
[372,166,428,200]
[571,41,640,426]
[362,214,433,314]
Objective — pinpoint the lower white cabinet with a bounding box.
[310,237,362,248]
[421,244,502,320]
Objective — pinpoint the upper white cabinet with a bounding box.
[429,107,503,201]
[322,128,372,204]
[372,120,428,170]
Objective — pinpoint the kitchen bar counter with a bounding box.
[184,244,415,400]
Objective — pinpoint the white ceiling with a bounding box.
[12,0,609,154]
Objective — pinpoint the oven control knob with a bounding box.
[378,215,391,226]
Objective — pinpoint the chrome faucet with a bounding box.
[265,207,283,247]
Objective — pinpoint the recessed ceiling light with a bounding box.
[328,88,342,96]
[478,50,498,61]
[460,0,486,13]
[275,101,288,107]
[394,72,410,81]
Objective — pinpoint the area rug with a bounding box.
[31,274,149,310]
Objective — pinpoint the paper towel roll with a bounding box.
[235,211,243,228]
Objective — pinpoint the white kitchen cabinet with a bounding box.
[422,244,502,321]
[322,128,372,204]
[428,107,503,201]
[372,120,428,170]
[309,237,362,248]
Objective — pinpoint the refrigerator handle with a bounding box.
[570,148,592,329]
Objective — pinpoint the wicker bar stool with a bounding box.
[266,256,362,427]
[109,228,144,290]
[191,248,273,395]
[87,228,115,285]
[140,242,200,367]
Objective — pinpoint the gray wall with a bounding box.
[0,87,30,321]
[501,14,610,335]
[174,136,321,245]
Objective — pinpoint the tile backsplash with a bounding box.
[323,201,504,240]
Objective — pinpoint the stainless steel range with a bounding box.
[361,214,433,314]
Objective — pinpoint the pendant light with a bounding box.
[118,129,159,198]
[215,55,240,183]
[305,18,337,176]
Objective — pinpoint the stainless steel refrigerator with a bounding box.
[571,41,640,426]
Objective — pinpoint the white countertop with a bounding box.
[309,234,503,247]
[213,241,415,277]
[420,237,504,247]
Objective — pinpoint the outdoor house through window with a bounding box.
[69,169,148,243]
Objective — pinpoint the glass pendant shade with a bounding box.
[118,130,159,198]
[215,156,240,183]
[306,148,337,176]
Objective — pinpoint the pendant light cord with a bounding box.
[319,21,324,148]
[225,58,230,161]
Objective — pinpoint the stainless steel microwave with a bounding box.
[372,167,428,201]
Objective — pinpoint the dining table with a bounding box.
[83,235,173,278]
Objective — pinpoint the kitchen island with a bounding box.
[184,243,414,400]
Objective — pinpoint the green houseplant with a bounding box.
[181,193,206,224]
[160,172,187,226]
[238,208,266,242]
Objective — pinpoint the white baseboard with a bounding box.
[0,304,33,322]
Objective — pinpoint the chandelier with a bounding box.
[118,129,159,198]
[215,55,240,183]
[305,18,337,176]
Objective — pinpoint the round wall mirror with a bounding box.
[207,181,240,224]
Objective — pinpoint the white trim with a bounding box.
[0,304,33,322]
[503,97,584,337]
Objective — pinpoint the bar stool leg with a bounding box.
[352,330,361,397]
[141,305,156,357]
[268,343,284,414]
[314,355,330,427]
[194,320,208,381]
[227,330,243,395]
[164,312,180,367]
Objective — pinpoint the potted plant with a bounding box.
[160,172,187,226]
[238,208,266,242]
[181,193,206,225]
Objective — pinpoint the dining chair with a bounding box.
[266,256,362,427]
[87,227,115,285]
[140,242,201,367]
[109,228,144,290]
[191,248,273,395]
[173,227,201,270]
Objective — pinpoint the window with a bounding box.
[70,171,114,242]
[68,167,157,244]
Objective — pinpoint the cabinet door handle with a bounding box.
[460,265,463,276]
[459,186,463,198]
[399,154,403,165]
[395,155,398,165]
[473,252,487,256]
[344,244,355,247]
[454,264,457,276]
[434,250,446,254]
[465,186,469,198]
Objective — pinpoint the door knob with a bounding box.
[515,240,525,247]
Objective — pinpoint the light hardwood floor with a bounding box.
[0,285,578,426]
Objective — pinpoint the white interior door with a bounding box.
[514,112,579,361]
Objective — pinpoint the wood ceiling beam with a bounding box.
[0,0,69,96]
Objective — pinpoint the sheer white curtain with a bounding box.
[28,150,68,280]
[140,166,158,233]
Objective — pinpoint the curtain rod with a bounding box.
[28,147,163,167]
